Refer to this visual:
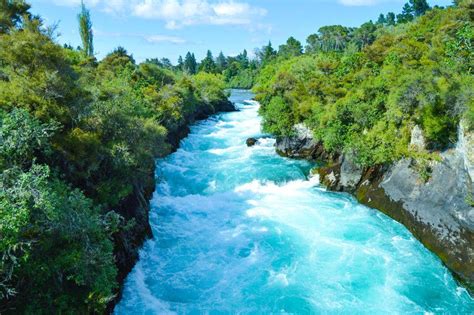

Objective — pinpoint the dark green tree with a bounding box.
[237,49,250,68]
[278,37,303,58]
[397,3,414,23]
[184,52,197,74]
[353,21,377,49]
[177,55,184,70]
[409,0,430,16]
[199,50,217,73]
[386,12,396,25]
[216,51,227,72]
[376,13,387,25]
[257,41,276,64]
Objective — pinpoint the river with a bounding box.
[115,90,473,314]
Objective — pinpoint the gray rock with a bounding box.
[410,125,426,150]
[340,153,363,190]
[311,123,474,290]
[457,122,474,181]
[275,123,318,158]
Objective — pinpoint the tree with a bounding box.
[376,14,386,25]
[278,36,303,58]
[0,0,31,33]
[237,49,249,68]
[256,41,276,65]
[184,52,197,74]
[315,25,351,52]
[77,0,93,57]
[397,3,414,23]
[199,50,217,73]
[386,12,396,25]
[353,21,377,49]
[409,0,430,16]
[215,51,227,72]
[177,55,184,71]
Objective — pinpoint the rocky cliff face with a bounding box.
[276,123,474,293]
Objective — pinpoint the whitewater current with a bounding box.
[115,90,473,314]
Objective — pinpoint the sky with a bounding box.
[29,0,453,63]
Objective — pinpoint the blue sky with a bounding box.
[29,0,452,63]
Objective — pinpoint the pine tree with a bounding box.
[397,3,414,23]
[199,50,216,73]
[386,12,396,25]
[184,52,197,74]
[177,55,184,71]
[409,0,430,16]
[216,52,227,72]
[376,13,386,25]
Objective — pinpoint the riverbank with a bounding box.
[115,90,473,313]
[274,123,474,294]
[108,97,236,312]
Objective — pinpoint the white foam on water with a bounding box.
[115,90,474,314]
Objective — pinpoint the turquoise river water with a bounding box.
[115,90,473,314]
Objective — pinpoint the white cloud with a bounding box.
[46,0,268,30]
[145,34,187,44]
[132,0,266,29]
[338,0,384,6]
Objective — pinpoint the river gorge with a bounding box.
[115,90,473,313]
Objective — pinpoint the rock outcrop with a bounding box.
[276,123,474,293]
[246,137,258,147]
[276,124,332,160]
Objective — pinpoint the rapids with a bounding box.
[115,90,473,314]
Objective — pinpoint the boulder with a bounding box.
[340,153,364,191]
[246,137,258,147]
[275,123,319,159]
[410,125,426,150]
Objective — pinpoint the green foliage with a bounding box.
[199,50,217,73]
[0,4,231,313]
[0,109,58,169]
[0,164,117,313]
[184,51,197,74]
[254,5,471,167]
[278,36,303,58]
[0,0,31,33]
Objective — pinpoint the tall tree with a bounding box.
[216,51,227,72]
[78,0,93,57]
[397,3,414,23]
[236,49,250,68]
[256,41,276,65]
[278,36,303,58]
[376,13,387,25]
[353,21,377,49]
[199,50,217,73]
[386,12,396,25]
[177,55,184,71]
[316,25,351,52]
[184,52,197,74]
[409,0,430,16]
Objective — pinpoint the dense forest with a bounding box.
[0,0,233,313]
[1,0,473,313]
[254,0,473,176]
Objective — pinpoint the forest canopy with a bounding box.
[254,0,473,167]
